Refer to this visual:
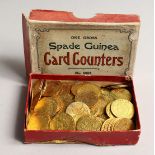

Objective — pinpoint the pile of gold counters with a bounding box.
[27,80,135,132]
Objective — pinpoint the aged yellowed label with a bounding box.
[28,22,139,76]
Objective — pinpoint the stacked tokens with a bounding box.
[27,80,135,132]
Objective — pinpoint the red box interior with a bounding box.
[24,74,141,145]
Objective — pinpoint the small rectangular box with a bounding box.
[23,10,141,145]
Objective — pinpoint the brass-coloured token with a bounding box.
[50,113,75,130]
[30,93,41,112]
[107,118,119,131]
[52,95,65,114]
[42,80,62,97]
[108,84,128,89]
[34,97,58,117]
[75,91,98,108]
[111,99,134,119]
[27,113,50,130]
[100,88,114,104]
[101,118,114,131]
[89,81,105,87]
[113,118,134,131]
[76,115,103,131]
[100,113,109,120]
[50,140,68,144]
[110,118,120,131]
[66,102,90,122]
[91,98,107,117]
[110,88,132,101]
[101,88,110,95]
[97,117,106,123]
[59,82,73,94]
[71,82,85,95]
[56,83,74,111]
[76,83,101,95]
[61,93,74,106]
[106,103,116,118]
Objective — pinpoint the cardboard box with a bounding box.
[22,10,141,145]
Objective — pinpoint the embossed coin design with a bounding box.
[34,97,58,117]
[76,115,103,131]
[50,113,75,130]
[75,91,98,108]
[106,103,116,118]
[66,102,91,122]
[111,99,134,119]
[111,88,132,101]
[113,118,134,131]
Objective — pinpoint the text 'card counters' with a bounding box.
[27,80,135,132]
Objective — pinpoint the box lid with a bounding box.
[22,10,140,77]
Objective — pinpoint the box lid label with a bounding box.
[27,21,139,76]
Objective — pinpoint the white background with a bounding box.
[0,0,154,155]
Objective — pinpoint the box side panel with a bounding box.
[24,75,32,132]
[29,10,140,23]
[22,14,31,76]
[24,130,140,145]
[30,74,128,82]
[131,79,141,129]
